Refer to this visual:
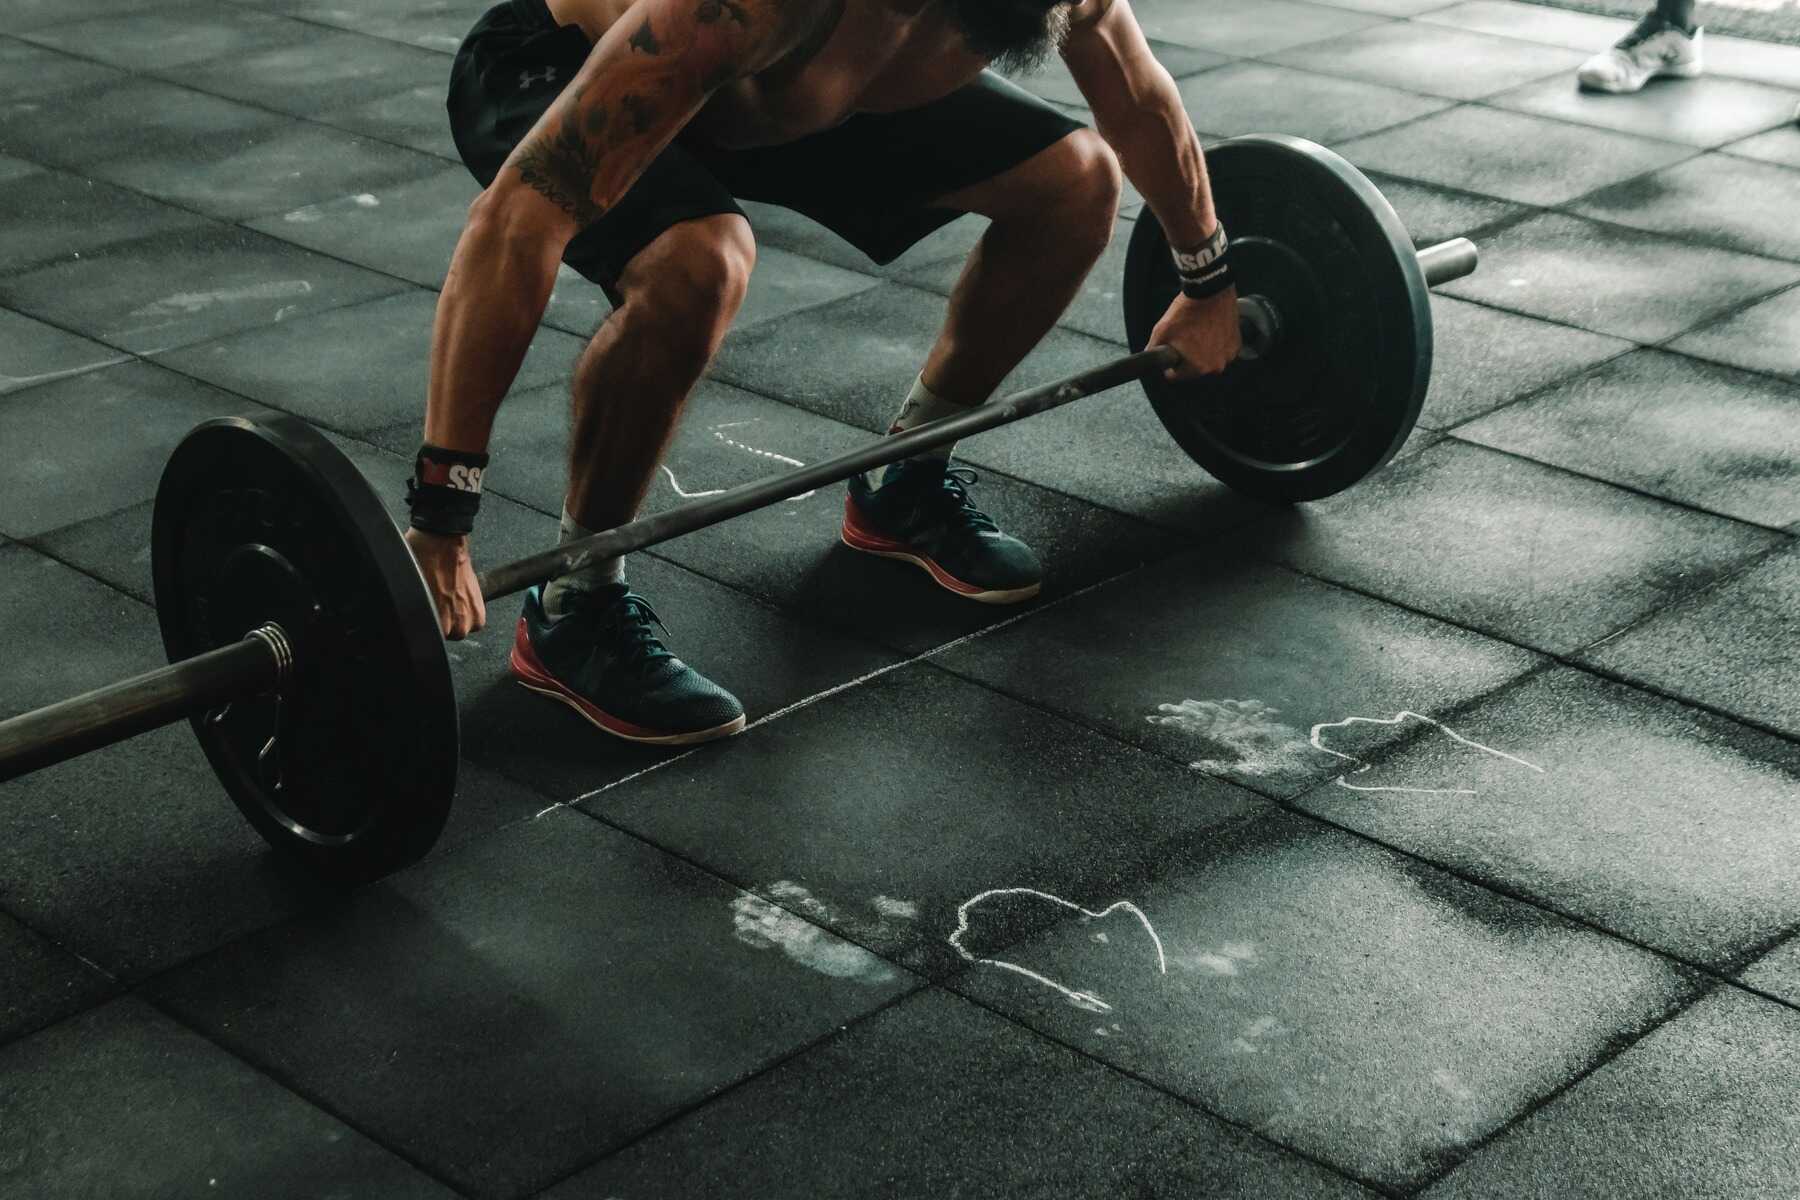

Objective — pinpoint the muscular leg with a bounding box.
[566,213,754,528]
[544,213,753,614]
[922,127,1122,408]
[840,128,1120,604]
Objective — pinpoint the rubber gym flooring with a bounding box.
[3,1,1799,1197]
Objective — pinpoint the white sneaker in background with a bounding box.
[1577,14,1704,94]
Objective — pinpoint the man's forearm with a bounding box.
[1093,69,1217,249]
[423,209,564,454]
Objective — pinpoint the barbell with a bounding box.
[0,135,1478,882]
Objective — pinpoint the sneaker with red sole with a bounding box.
[841,461,1042,605]
[509,583,745,745]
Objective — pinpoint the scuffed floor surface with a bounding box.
[2,1,1799,1196]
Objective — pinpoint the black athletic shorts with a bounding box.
[447,0,1083,299]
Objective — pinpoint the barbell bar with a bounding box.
[0,135,1479,882]
[480,225,1475,599]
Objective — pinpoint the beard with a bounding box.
[944,0,1073,74]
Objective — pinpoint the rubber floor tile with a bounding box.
[1460,349,1800,528]
[1668,282,1800,383]
[1421,986,1800,1200]
[1338,106,1695,208]
[0,360,271,539]
[547,989,1378,1199]
[1436,211,1800,343]
[951,810,1697,1191]
[1295,667,1800,967]
[585,662,1263,979]
[1254,439,1783,654]
[0,911,115,1047]
[0,998,458,1198]
[1422,295,1632,430]
[0,223,409,355]
[936,552,1540,798]
[146,810,919,1200]
[1583,541,1800,739]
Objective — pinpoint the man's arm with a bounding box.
[425,0,817,457]
[1060,0,1238,381]
[412,0,821,639]
[1058,0,1213,250]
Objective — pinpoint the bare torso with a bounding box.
[544,0,992,148]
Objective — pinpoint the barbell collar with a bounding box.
[477,346,1182,602]
[0,626,288,783]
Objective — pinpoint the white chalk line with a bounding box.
[658,465,725,500]
[530,570,1129,820]
[660,422,817,502]
[0,354,134,393]
[1309,711,1545,796]
[950,887,1168,1014]
[128,279,313,319]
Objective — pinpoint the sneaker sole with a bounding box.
[839,517,1041,606]
[1579,59,1703,92]
[509,626,747,746]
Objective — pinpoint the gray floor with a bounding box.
[3,1,1800,1197]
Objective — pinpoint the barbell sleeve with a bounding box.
[0,628,287,782]
[477,347,1182,602]
[1417,238,1478,289]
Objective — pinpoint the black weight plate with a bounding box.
[151,415,457,882]
[1124,135,1431,501]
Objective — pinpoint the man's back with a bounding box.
[544,0,999,149]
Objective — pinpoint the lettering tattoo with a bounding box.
[514,91,607,224]
[628,16,661,53]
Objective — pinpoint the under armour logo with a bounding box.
[519,67,557,89]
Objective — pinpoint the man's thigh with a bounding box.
[446,0,745,300]
[695,71,1085,266]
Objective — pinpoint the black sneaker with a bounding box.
[509,583,746,745]
[841,460,1042,604]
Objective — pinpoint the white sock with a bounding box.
[541,507,625,620]
[868,375,975,488]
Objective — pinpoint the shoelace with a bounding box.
[931,467,1001,535]
[574,592,676,672]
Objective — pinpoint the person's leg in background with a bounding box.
[1577,0,1705,94]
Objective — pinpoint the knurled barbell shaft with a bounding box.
[477,346,1179,601]
[0,630,284,782]
[480,236,1479,603]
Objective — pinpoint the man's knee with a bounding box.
[1023,129,1122,253]
[621,215,755,355]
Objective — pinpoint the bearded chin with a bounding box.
[952,0,1071,74]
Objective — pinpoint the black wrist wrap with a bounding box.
[406,444,489,536]
[1173,224,1235,300]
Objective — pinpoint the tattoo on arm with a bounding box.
[696,0,749,26]
[629,16,661,53]
[506,0,813,226]
[620,93,658,134]
[514,91,608,225]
